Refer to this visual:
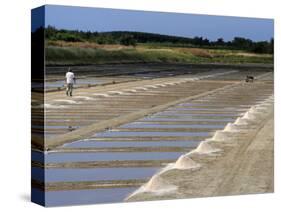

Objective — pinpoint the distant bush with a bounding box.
[252,40,273,54]
[120,35,137,47]
[55,33,83,42]
[42,25,274,54]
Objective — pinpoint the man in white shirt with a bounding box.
[65,68,76,96]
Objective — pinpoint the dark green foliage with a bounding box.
[232,37,253,50]
[120,35,137,46]
[45,26,83,42]
[215,38,225,46]
[55,33,83,42]
[43,26,274,54]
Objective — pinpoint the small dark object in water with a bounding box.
[112,80,116,84]
[245,75,254,82]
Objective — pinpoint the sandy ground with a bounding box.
[127,104,274,201]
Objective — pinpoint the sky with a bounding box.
[34,5,274,41]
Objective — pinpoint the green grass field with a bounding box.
[46,41,273,66]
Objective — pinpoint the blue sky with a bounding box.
[39,5,273,41]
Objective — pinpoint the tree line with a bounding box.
[44,26,274,54]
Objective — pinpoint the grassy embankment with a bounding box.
[46,40,273,66]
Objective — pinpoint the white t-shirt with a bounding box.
[65,72,75,84]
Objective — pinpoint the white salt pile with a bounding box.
[252,105,268,112]
[146,85,158,88]
[223,123,238,132]
[125,89,137,92]
[209,130,228,141]
[43,104,66,109]
[234,117,249,125]
[173,154,201,170]
[193,141,221,154]
[54,99,79,104]
[72,96,93,100]
[144,175,171,192]
[136,87,148,90]
[248,106,265,115]
[242,111,256,120]
[92,93,110,97]
[126,174,177,199]
[261,99,274,105]
[107,91,125,95]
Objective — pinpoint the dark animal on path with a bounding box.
[245,75,254,82]
[68,126,75,132]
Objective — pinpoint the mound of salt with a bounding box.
[223,123,238,132]
[234,117,249,125]
[142,174,177,193]
[107,91,124,95]
[54,99,79,104]
[265,101,274,104]
[44,103,67,109]
[263,104,273,109]
[265,97,274,101]
[262,102,273,107]
[125,174,177,200]
[73,96,93,100]
[93,93,110,97]
[194,141,220,154]
[248,107,263,115]
[252,106,268,111]
[210,130,228,141]
[174,155,200,170]
[261,99,273,105]
[148,85,159,88]
[136,87,148,90]
[242,111,256,120]
[128,89,137,92]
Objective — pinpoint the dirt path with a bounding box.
[127,104,274,201]
[216,112,274,195]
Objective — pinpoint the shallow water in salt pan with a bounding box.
[64,140,199,148]
[119,123,225,129]
[39,151,185,163]
[141,117,236,122]
[32,187,138,206]
[94,131,210,137]
[32,167,160,182]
